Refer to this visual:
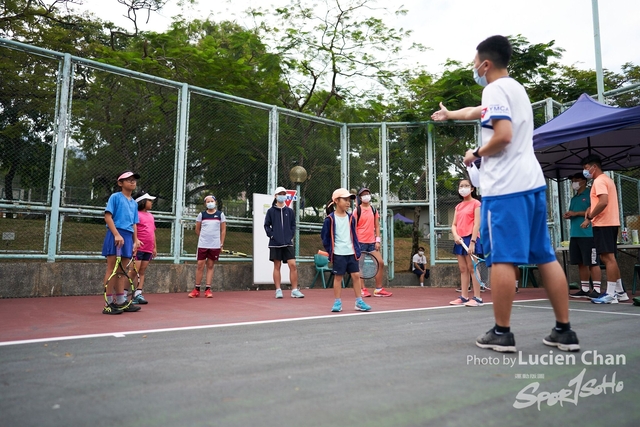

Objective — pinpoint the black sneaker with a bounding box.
[116,302,142,312]
[569,289,591,299]
[543,328,580,352]
[588,290,601,299]
[476,328,516,353]
[102,303,123,315]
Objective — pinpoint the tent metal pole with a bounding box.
[591,0,605,103]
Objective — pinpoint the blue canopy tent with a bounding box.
[532,93,640,242]
[533,93,640,180]
[393,213,414,224]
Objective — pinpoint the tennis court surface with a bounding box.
[1,287,638,426]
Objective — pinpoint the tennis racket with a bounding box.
[103,247,125,313]
[103,247,137,312]
[358,251,379,279]
[221,249,249,257]
[126,255,140,297]
[460,241,490,290]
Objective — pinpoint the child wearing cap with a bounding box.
[264,186,304,299]
[189,195,226,298]
[353,187,392,297]
[130,191,157,304]
[101,171,143,315]
[321,188,371,312]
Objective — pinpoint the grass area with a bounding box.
[1,217,445,273]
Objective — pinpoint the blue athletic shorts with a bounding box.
[101,229,134,258]
[359,242,376,252]
[332,254,359,275]
[452,235,484,256]
[481,188,556,267]
[136,251,153,262]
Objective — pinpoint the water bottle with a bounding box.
[621,227,628,243]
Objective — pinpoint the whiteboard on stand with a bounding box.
[253,193,290,285]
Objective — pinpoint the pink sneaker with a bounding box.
[464,297,484,307]
[373,288,393,297]
[361,287,372,298]
[188,289,200,298]
[204,289,213,298]
[449,296,469,305]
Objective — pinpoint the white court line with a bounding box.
[0,303,474,348]
[513,303,640,317]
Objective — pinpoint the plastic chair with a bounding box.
[633,264,640,295]
[518,265,539,288]
[310,254,335,289]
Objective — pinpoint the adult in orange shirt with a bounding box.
[581,154,629,304]
[353,188,392,297]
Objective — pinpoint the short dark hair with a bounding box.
[476,35,512,69]
[571,172,587,181]
[581,154,602,167]
[418,247,425,251]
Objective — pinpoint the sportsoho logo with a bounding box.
[467,350,626,410]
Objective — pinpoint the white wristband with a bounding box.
[375,237,381,243]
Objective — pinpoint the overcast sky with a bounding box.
[74,0,640,76]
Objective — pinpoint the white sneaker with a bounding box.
[616,292,629,302]
[591,293,618,304]
[275,289,283,299]
[291,289,305,298]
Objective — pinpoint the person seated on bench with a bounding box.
[412,247,429,286]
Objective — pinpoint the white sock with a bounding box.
[581,281,590,292]
[515,280,519,288]
[420,283,424,287]
[615,279,624,293]
[606,282,616,295]
[592,281,601,293]
[134,289,142,297]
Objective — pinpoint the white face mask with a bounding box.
[361,195,371,203]
[418,251,424,256]
[276,195,287,203]
[458,187,472,197]
[206,202,216,209]
[571,182,581,191]
[473,61,488,87]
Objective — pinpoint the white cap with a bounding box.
[274,186,287,195]
[135,193,156,203]
[467,163,480,187]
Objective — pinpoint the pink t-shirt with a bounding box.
[354,205,378,244]
[590,174,620,227]
[137,211,156,253]
[454,199,481,237]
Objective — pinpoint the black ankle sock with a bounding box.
[555,321,571,332]
[494,324,510,334]
[195,285,201,291]
[205,285,211,290]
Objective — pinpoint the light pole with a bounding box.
[289,166,307,258]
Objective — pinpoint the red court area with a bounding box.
[0,287,549,343]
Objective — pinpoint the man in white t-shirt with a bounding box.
[431,35,578,354]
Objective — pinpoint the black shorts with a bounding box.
[592,226,618,255]
[269,246,295,262]
[136,251,153,262]
[569,237,599,266]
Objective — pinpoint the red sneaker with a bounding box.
[373,288,393,297]
[361,287,372,298]
[204,289,213,298]
[188,289,200,298]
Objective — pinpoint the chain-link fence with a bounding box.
[1,37,639,271]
